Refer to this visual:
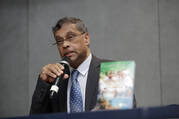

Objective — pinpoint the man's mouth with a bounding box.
[64,51,75,57]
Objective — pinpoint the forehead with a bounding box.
[54,23,81,37]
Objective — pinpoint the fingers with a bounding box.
[56,63,64,71]
[47,64,61,77]
[64,74,69,79]
[45,70,57,78]
[40,63,69,83]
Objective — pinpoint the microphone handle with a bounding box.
[54,63,66,86]
[50,73,64,98]
[54,73,64,85]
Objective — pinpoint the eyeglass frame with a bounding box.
[52,32,86,46]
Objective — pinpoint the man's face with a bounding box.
[54,23,90,67]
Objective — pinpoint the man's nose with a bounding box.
[62,40,70,48]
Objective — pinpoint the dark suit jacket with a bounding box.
[30,56,107,114]
[30,56,136,114]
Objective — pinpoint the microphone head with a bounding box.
[60,56,71,66]
[62,56,71,64]
[61,56,71,76]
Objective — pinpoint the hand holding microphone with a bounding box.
[39,56,71,98]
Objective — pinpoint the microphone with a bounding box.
[49,56,71,98]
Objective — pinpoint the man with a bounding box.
[30,17,136,114]
[30,17,108,114]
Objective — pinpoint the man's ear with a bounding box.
[84,32,90,46]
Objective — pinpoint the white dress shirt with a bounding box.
[67,53,92,112]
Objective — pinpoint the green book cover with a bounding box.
[95,61,136,110]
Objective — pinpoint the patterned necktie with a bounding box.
[70,70,83,112]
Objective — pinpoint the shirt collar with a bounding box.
[76,53,92,76]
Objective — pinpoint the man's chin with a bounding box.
[68,56,77,63]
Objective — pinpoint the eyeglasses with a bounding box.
[52,32,85,46]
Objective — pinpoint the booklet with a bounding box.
[95,61,136,110]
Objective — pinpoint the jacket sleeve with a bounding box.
[30,76,52,114]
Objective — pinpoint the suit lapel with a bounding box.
[85,56,101,111]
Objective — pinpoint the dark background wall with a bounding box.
[0,0,179,118]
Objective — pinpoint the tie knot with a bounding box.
[71,70,79,81]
